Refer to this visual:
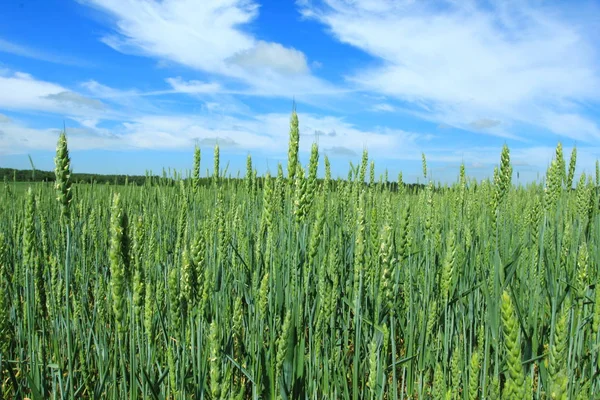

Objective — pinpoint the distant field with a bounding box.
[1,112,599,399]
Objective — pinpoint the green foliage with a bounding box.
[1,110,599,399]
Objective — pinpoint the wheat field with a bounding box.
[0,110,599,399]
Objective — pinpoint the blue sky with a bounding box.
[1,0,600,183]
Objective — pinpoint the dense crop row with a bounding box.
[1,111,600,399]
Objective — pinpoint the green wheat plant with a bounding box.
[0,114,598,400]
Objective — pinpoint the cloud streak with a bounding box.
[0,38,92,67]
[0,71,108,117]
[0,110,425,160]
[300,0,600,141]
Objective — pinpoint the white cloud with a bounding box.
[165,77,222,94]
[0,38,91,66]
[300,0,600,141]
[80,0,332,97]
[72,118,101,129]
[115,112,411,155]
[0,114,11,123]
[160,74,349,105]
[253,113,413,156]
[0,72,66,111]
[227,41,309,75]
[79,80,171,116]
[0,109,425,160]
[469,118,501,130]
[197,137,240,147]
[327,146,357,156]
[82,0,257,72]
[370,103,395,112]
[0,71,175,126]
[0,71,107,117]
[3,108,598,183]
[0,121,119,155]
[44,91,106,109]
[464,145,600,176]
[81,80,141,99]
[537,112,600,143]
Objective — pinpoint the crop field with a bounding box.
[1,110,600,399]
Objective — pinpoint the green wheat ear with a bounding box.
[566,146,577,189]
[213,143,220,185]
[23,187,36,270]
[109,192,127,332]
[276,310,292,383]
[306,142,319,211]
[397,171,405,195]
[144,279,155,343]
[324,155,331,191]
[432,361,446,400]
[488,375,500,400]
[180,248,193,316]
[501,290,525,399]
[576,242,589,300]
[450,345,462,391]
[209,320,222,400]
[258,272,269,319]
[555,142,566,185]
[287,105,300,181]
[469,351,480,400]
[548,304,569,400]
[359,148,368,185]
[544,159,561,212]
[192,144,201,194]
[498,144,512,205]
[441,230,456,306]
[54,131,73,224]
[245,153,253,193]
[593,277,600,335]
[132,215,145,318]
[367,337,379,395]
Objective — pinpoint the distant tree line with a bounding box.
[0,167,427,191]
[0,167,161,186]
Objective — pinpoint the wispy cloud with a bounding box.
[165,77,222,94]
[327,146,357,156]
[82,0,259,73]
[0,38,92,67]
[2,108,598,184]
[79,0,339,99]
[79,80,172,116]
[0,70,173,124]
[0,121,118,155]
[469,118,501,130]
[197,137,239,148]
[0,108,427,160]
[0,71,108,117]
[370,103,395,112]
[44,91,106,110]
[299,0,600,141]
